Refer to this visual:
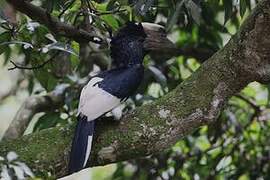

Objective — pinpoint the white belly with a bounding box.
[78,77,121,120]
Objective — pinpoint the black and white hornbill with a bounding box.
[68,22,147,174]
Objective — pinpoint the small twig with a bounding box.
[234,94,262,131]
[81,0,92,31]
[8,53,59,71]
[102,23,113,38]
[234,94,260,112]
[85,0,94,13]
[58,0,76,18]
[6,0,103,43]
[87,2,126,16]
[73,11,83,26]
[95,8,127,16]
[88,0,97,12]
[166,0,186,32]
[0,22,12,31]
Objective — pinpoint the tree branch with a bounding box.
[142,23,215,62]
[6,0,102,43]
[2,83,70,141]
[8,53,59,71]
[0,0,269,178]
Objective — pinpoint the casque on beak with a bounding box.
[141,22,178,61]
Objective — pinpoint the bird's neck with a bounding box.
[123,59,144,68]
[114,55,144,68]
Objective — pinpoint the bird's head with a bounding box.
[110,22,147,67]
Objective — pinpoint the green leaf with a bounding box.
[33,112,61,132]
[223,0,233,25]
[185,0,201,24]
[166,0,185,32]
[246,0,251,10]
[101,15,119,31]
[70,41,80,68]
[1,41,34,49]
[134,0,155,15]
[33,68,58,91]
[3,46,11,65]
[42,42,78,56]
[240,0,247,18]
[0,31,10,42]
[107,0,118,11]
[46,1,54,14]
[95,2,107,11]
[0,31,11,55]
[208,0,220,6]
[47,75,58,91]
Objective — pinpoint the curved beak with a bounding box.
[142,22,178,60]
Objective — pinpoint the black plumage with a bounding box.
[68,22,147,174]
[96,64,144,100]
[68,115,94,173]
[110,22,147,67]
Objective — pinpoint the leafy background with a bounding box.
[0,0,269,179]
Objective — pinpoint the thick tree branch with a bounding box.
[142,23,215,62]
[0,0,269,178]
[6,0,102,43]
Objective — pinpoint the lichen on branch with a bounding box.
[0,0,270,178]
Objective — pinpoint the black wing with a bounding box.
[97,65,144,100]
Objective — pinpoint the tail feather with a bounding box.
[68,115,95,174]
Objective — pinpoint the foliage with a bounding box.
[0,152,34,179]
[0,0,269,179]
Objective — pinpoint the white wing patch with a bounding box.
[83,135,93,167]
[78,77,121,121]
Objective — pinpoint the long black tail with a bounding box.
[68,114,95,174]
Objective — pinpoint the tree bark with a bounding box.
[6,0,102,43]
[0,0,269,178]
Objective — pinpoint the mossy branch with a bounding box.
[0,0,270,178]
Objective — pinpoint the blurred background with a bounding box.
[0,61,27,137]
[0,0,270,179]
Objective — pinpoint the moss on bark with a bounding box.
[0,0,270,178]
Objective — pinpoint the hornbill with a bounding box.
[68,22,147,174]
